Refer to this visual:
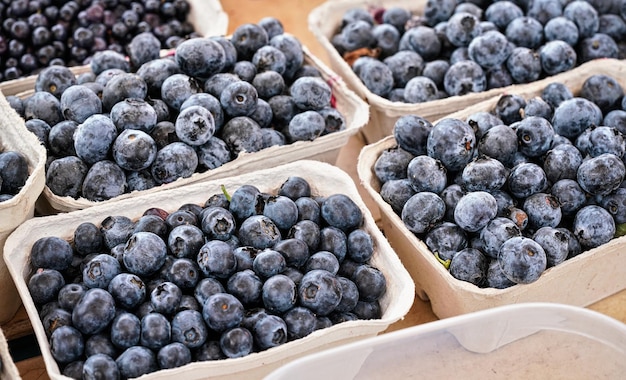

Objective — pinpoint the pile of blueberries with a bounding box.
[375,73,626,288]
[332,1,626,102]
[7,18,344,203]
[0,0,198,82]
[27,175,386,378]
[0,150,29,202]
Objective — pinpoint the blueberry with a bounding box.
[196,240,237,279]
[422,60,450,88]
[573,205,616,249]
[288,220,321,252]
[508,163,548,199]
[486,259,516,289]
[101,73,148,112]
[356,59,394,98]
[321,194,363,232]
[150,281,182,316]
[539,40,577,76]
[225,269,262,307]
[485,2,524,30]
[126,32,161,69]
[581,74,624,114]
[100,215,135,250]
[479,217,522,259]
[50,325,84,364]
[90,50,130,76]
[231,23,269,61]
[116,346,158,379]
[379,179,414,216]
[229,184,262,221]
[407,155,447,194]
[151,142,198,184]
[577,153,625,196]
[533,227,569,268]
[498,236,547,284]
[30,236,73,271]
[374,146,413,183]
[454,191,498,233]
[110,312,141,350]
[260,274,296,314]
[298,269,342,316]
[523,97,552,120]
[285,110,326,142]
[72,288,116,335]
[269,34,304,80]
[252,249,287,279]
[353,264,386,302]
[174,37,226,79]
[579,33,619,62]
[154,342,191,370]
[446,12,482,47]
[443,60,486,96]
[199,207,236,242]
[495,94,527,125]
[551,97,603,140]
[28,268,65,305]
[161,73,201,111]
[564,1,599,39]
[82,253,121,289]
[516,116,555,158]
[305,251,341,274]
[109,98,158,134]
[588,126,625,158]
[393,115,433,156]
[202,292,244,332]
[461,156,507,192]
[168,309,208,350]
[252,314,287,350]
[133,214,168,238]
[122,231,167,277]
[107,273,146,311]
[423,222,468,261]
[82,354,119,379]
[82,160,127,202]
[506,16,543,49]
[477,124,518,164]
[544,17,579,46]
[401,192,446,234]
[404,76,439,103]
[35,65,77,98]
[45,157,86,196]
[256,16,283,39]
[427,118,476,172]
[24,91,63,126]
[59,85,102,124]
[221,116,265,156]
[523,192,562,229]
[281,306,316,341]
[194,278,226,308]
[449,248,488,286]
[600,187,626,224]
[468,30,512,70]
[506,47,541,84]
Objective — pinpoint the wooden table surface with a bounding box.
[6,0,626,378]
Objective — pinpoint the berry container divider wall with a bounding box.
[356,58,626,320]
[29,43,369,215]
[0,0,229,97]
[0,327,21,380]
[0,92,47,325]
[4,160,414,380]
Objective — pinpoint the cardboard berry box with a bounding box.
[0,327,21,380]
[357,58,626,319]
[0,93,46,324]
[23,43,368,215]
[4,160,414,380]
[308,0,625,144]
[0,0,229,96]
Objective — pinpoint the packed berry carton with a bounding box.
[0,92,46,324]
[0,327,21,380]
[0,0,228,90]
[4,160,414,380]
[309,0,626,143]
[357,58,626,319]
[1,18,368,215]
